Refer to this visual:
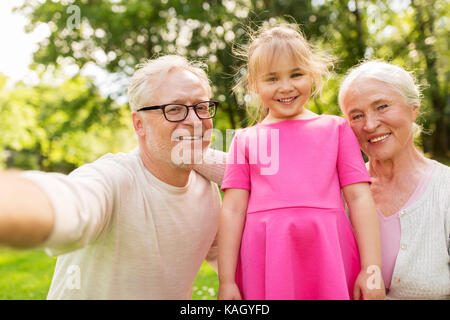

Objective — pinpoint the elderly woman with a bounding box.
[197,60,449,300]
[338,61,449,299]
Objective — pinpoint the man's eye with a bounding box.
[196,104,209,111]
[378,104,388,110]
[166,106,184,114]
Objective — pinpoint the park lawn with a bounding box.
[0,248,218,300]
[0,248,56,299]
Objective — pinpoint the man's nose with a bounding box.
[183,107,202,124]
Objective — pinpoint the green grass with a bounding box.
[0,248,218,300]
[191,262,219,300]
[0,248,56,299]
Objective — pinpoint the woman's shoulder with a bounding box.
[431,160,450,185]
[434,160,450,172]
[432,161,450,196]
[427,160,450,214]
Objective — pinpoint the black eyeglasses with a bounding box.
[137,100,219,122]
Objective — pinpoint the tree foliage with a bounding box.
[0,72,135,171]
[5,0,448,170]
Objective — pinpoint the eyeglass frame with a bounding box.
[136,100,219,122]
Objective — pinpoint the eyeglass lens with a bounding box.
[164,102,216,121]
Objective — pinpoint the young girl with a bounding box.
[217,24,386,300]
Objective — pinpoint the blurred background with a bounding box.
[0,0,448,299]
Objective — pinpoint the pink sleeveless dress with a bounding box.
[221,115,371,300]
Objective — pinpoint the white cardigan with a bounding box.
[195,150,450,299]
[387,161,450,299]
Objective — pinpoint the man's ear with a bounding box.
[132,111,146,137]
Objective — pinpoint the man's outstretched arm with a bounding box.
[0,172,54,248]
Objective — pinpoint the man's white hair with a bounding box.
[127,55,212,112]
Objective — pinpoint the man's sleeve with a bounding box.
[20,161,117,256]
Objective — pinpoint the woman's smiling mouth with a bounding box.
[368,133,392,143]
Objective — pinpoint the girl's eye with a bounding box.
[291,73,303,78]
[266,77,277,82]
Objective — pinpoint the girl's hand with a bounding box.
[218,282,242,300]
[353,268,386,300]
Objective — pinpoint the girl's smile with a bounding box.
[276,95,298,104]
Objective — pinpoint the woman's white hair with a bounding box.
[127,55,212,112]
[338,60,422,137]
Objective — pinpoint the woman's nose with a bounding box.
[363,113,380,132]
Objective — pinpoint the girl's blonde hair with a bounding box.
[234,23,333,123]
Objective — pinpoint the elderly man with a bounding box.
[0,55,221,299]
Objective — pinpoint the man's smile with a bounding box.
[174,135,203,141]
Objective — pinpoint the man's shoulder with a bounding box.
[69,148,142,185]
[96,147,139,164]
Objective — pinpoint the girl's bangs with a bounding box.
[250,39,310,79]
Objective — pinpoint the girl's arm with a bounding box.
[218,188,249,300]
[343,182,386,300]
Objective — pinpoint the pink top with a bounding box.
[378,161,436,289]
[221,115,371,299]
[221,115,371,212]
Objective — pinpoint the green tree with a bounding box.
[0,73,135,172]
[15,0,449,157]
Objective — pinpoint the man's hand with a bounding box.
[0,172,54,248]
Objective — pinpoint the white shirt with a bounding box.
[21,148,221,299]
